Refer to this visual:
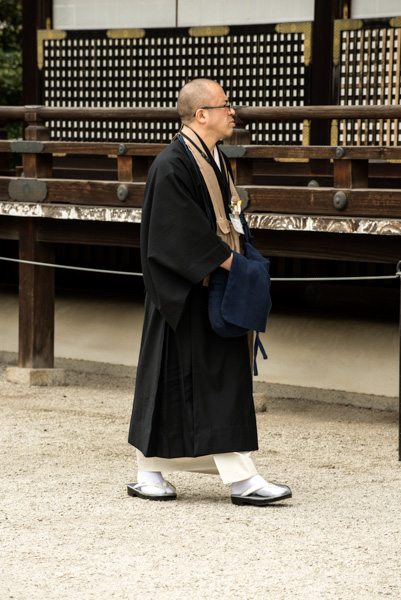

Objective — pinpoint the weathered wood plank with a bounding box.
[0,177,145,207]
[244,185,401,217]
[41,180,145,206]
[242,145,401,160]
[0,140,167,156]
[2,177,401,216]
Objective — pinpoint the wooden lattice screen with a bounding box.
[332,17,401,146]
[37,23,312,144]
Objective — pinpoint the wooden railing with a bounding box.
[1,104,401,371]
[1,104,401,218]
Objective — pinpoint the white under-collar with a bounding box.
[213,146,221,171]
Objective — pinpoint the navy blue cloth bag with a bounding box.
[208,239,272,375]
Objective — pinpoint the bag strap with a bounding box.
[253,333,268,376]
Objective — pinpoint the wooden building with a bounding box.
[0,0,401,403]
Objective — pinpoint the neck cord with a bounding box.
[179,130,211,163]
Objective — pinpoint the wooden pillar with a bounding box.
[22,0,53,105]
[18,218,55,368]
[310,0,346,177]
[18,109,55,368]
[310,0,345,145]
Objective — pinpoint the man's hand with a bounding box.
[220,253,233,271]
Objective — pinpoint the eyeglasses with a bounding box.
[193,102,233,117]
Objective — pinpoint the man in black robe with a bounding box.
[128,79,292,506]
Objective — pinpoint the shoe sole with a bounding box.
[127,485,177,501]
[231,492,292,506]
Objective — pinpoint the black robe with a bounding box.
[128,139,258,458]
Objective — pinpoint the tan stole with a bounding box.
[180,125,242,254]
[180,127,255,367]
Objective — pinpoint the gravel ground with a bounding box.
[1,359,400,600]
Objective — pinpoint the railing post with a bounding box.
[225,117,253,186]
[23,106,52,178]
[333,159,368,188]
[117,154,149,182]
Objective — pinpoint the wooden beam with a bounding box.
[3,178,401,217]
[240,145,401,160]
[0,177,145,206]
[3,104,401,122]
[3,140,401,162]
[244,185,401,217]
[253,228,401,263]
[0,141,168,156]
[36,219,141,247]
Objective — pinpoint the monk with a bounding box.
[128,79,292,506]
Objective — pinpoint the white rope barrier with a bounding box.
[1,256,400,282]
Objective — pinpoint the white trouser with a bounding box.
[136,449,258,484]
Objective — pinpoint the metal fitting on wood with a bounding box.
[117,184,128,202]
[333,191,348,210]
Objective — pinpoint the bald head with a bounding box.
[177,79,221,125]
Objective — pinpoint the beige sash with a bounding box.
[179,125,242,254]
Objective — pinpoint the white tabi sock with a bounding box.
[137,470,175,495]
[137,470,164,485]
[231,474,284,497]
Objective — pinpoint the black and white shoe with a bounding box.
[231,482,292,506]
[127,480,177,501]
